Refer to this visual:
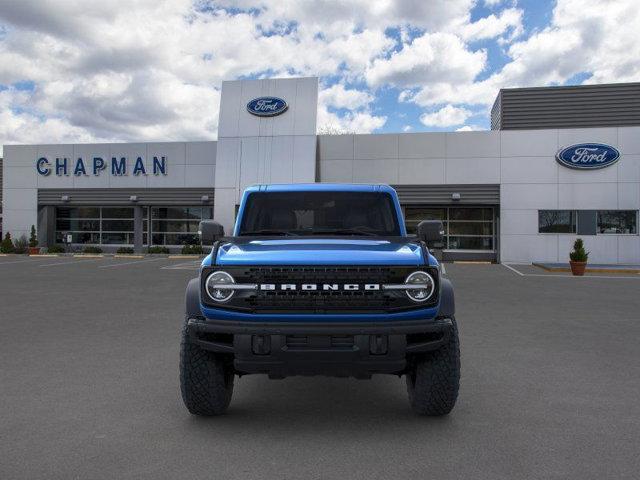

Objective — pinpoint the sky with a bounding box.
[0,0,638,154]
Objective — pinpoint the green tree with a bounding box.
[29,225,38,248]
[1,232,15,253]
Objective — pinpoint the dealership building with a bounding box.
[1,78,639,263]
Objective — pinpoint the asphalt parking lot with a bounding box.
[1,256,639,479]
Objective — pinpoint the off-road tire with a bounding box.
[180,320,234,416]
[406,317,460,416]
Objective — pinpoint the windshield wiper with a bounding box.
[310,227,378,236]
[240,229,299,236]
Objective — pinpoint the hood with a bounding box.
[209,238,426,266]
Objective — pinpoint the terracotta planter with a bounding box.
[28,246,40,255]
[569,261,587,276]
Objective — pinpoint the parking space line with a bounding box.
[0,257,54,266]
[161,261,201,270]
[39,258,103,267]
[502,263,525,276]
[98,257,165,269]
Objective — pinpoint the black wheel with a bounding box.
[406,317,460,416]
[180,319,234,416]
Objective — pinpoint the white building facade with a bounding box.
[2,77,639,264]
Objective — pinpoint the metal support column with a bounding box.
[37,205,56,248]
[133,206,144,253]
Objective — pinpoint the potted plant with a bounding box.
[28,225,40,254]
[569,238,589,276]
[1,232,15,254]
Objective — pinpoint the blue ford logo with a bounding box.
[247,97,288,117]
[556,143,620,170]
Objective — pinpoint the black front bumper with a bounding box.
[187,317,453,378]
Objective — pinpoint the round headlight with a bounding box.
[404,271,435,302]
[205,271,235,302]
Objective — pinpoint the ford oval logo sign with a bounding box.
[247,97,288,117]
[556,143,620,170]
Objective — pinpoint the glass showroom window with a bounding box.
[448,207,494,250]
[101,207,135,244]
[404,207,494,250]
[56,207,101,244]
[150,206,214,245]
[538,210,577,233]
[597,210,638,234]
[55,207,139,244]
[404,208,447,234]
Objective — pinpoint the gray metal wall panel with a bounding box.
[38,188,215,206]
[392,184,500,205]
[491,83,640,130]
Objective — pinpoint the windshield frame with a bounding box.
[234,190,406,237]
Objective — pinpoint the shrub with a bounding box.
[83,246,103,254]
[569,238,589,262]
[148,246,170,254]
[0,233,15,253]
[29,225,38,248]
[14,235,29,254]
[116,247,135,254]
[181,244,204,255]
[47,244,65,254]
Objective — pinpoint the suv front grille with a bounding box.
[201,265,439,314]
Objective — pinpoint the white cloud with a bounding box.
[420,105,472,127]
[402,125,413,132]
[317,106,386,134]
[456,125,484,131]
[459,7,523,42]
[319,84,373,110]
[366,32,486,88]
[317,82,384,133]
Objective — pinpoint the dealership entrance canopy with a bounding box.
[2,78,639,263]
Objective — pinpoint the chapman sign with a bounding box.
[36,156,168,177]
[556,143,620,170]
[246,97,288,117]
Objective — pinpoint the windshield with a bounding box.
[238,191,401,236]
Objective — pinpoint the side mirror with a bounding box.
[417,220,444,247]
[199,221,225,245]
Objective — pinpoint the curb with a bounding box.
[533,263,640,275]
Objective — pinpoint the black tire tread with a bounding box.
[406,317,460,416]
[180,319,234,416]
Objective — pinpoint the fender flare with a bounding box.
[185,277,203,318]
[437,277,455,318]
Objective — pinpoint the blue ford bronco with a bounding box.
[180,184,459,416]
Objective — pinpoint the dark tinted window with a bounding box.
[538,210,576,233]
[597,210,637,234]
[239,191,401,236]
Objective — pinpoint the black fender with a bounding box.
[437,277,455,318]
[185,277,203,318]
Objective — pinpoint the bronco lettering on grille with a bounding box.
[259,283,381,291]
